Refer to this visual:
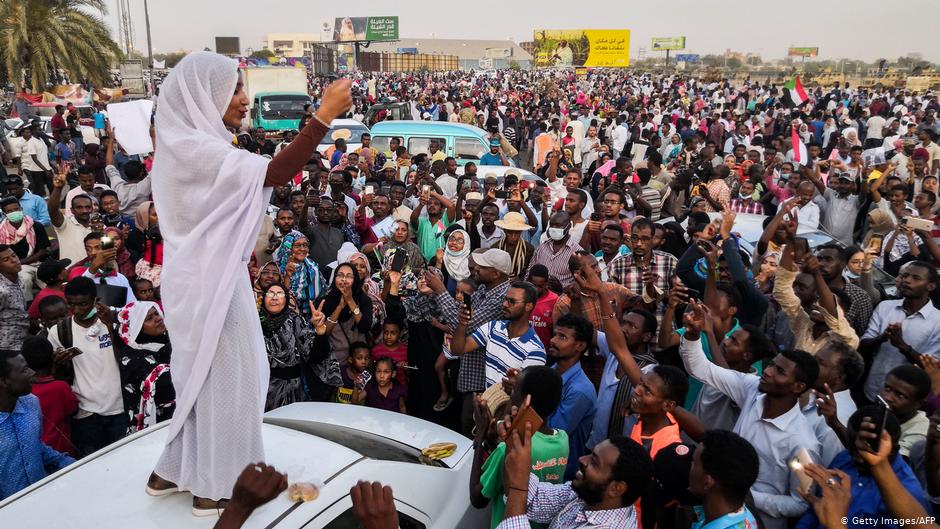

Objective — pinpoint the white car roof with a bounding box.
[456,165,543,182]
[328,118,368,130]
[0,403,471,529]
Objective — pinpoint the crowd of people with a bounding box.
[2,64,940,528]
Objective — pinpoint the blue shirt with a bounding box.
[547,362,597,480]
[0,394,74,500]
[93,111,106,129]
[677,318,742,409]
[692,506,759,529]
[480,152,503,165]
[795,450,927,529]
[14,191,52,226]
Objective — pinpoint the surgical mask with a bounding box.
[547,226,568,241]
[82,306,98,320]
[779,172,791,181]
[843,269,860,281]
[5,211,23,224]
[355,175,365,188]
[739,192,750,200]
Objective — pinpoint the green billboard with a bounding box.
[333,16,399,42]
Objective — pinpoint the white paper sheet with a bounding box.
[371,215,395,240]
[106,100,154,156]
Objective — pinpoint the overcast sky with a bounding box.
[105,0,939,62]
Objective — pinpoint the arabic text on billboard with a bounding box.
[651,37,686,51]
[788,47,819,58]
[675,54,700,63]
[333,16,399,42]
[532,30,630,68]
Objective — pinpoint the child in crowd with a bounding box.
[20,336,79,455]
[372,320,408,388]
[133,278,158,302]
[431,277,477,412]
[880,364,930,458]
[356,357,407,414]
[337,342,372,405]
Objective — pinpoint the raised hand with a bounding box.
[228,463,288,514]
[310,300,327,331]
[316,79,354,123]
[350,481,398,529]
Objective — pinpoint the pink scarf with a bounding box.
[0,216,36,254]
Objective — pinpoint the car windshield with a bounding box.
[319,126,369,145]
[259,95,308,120]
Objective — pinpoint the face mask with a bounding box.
[779,172,790,181]
[547,226,568,241]
[83,306,98,320]
[739,193,751,200]
[5,211,24,224]
[843,269,860,281]
[355,176,365,188]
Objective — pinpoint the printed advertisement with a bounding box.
[333,16,399,42]
[533,29,630,68]
[788,47,819,57]
[651,37,686,51]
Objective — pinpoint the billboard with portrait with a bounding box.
[788,47,819,58]
[532,29,630,68]
[333,16,399,42]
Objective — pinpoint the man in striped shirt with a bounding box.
[450,280,547,390]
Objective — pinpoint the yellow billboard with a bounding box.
[533,29,630,68]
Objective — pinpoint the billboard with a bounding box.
[397,47,418,55]
[215,36,240,55]
[788,47,819,58]
[532,29,630,68]
[651,37,686,51]
[332,16,399,42]
[484,47,512,59]
[675,53,700,63]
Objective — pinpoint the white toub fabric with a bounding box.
[151,51,272,499]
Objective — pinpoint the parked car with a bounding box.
[316,118,370,156]
[4,117,99,147]
[370,121,515,168]
[0,403,488,529]
[363,101,413,126]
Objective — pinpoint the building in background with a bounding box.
[263,33,322,57]
[366,38,532,69]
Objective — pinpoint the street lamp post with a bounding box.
[143,0,154,93]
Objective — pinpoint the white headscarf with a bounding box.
[443,229,471,281]
[152,52,273,444]
[117,301,165,352]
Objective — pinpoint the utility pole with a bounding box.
[143,0,154,93]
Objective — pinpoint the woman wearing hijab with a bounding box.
[116,301,173,434]
[103,226,136,281]
[347,251,386,330]
[259,283,341,410]
[432,227,471,294]
[661,133,683,164]
[252,261,298,314]
[134,201,164,292]
[273,231,325,320]
[146,51,351,513]
[318,262,373,365]
[382,219,426,275]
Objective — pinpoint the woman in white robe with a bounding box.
[144,51,351,515]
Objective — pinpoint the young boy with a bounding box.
[21,336,79,455]
[372,320,408,388]
[880,365,931,458]
[628,365,689,459]
[337,342,371,405]
[469,365,569,529]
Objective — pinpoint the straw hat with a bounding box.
[495,211,533,232]
[331,128,352,141]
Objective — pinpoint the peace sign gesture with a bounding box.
[310,300,327,334]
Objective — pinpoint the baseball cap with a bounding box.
[836,172,854,181]
[37,258,72,284]
[473,248,512,275]
[489,138,501,147]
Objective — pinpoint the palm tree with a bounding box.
[0,0,122,92]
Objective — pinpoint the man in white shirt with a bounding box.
[611,116,628,160]
[20,127,53,197]
[47,169,95,263]
[790,182,820,233]
[723,124,751,155]
[801,340,863,466]
[866,112,887,148]
[435,157,460,198]
[680,302,820,529]
[48,276,126,456]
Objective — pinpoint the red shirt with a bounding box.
[31,376,79,455]
[51,113,67,132]
[530,291,559,348]
[27,287,64,320]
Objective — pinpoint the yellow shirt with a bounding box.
[773,267,859,354]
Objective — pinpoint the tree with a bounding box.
[0,0,121,92]
[508,59,521,71]
[726,57,743,70]
[250,49,275,60]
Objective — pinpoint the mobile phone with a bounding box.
[63,346,82,357]
[100,236,114,250]
[494,190,510,199]
[868,395,890,453]
[868,236,883,253]
[793,237,810,260]
[506,404,543,443]
[365,185,374,196]
[390,249,407,273]
[789,447,815,495]
[462,292,473,312]
[901,216,934,232]
[685,287,702,300]
[421,184,431,195]
[590,212,602,221]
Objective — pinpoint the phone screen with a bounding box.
[868,396,890,453]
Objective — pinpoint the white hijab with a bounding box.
[152,52,273,444]
[443,229,471,281]
[117,301,164,353]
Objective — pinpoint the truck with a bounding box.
[240,67,311,135]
